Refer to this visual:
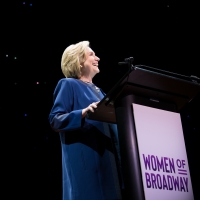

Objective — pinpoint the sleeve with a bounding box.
[48,79,84,132]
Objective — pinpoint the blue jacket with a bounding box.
[49,78,122,200]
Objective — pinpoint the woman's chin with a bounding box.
[94,68,100,74]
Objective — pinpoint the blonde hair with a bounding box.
[61,41,90,78]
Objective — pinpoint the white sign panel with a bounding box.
[132,103,194,200]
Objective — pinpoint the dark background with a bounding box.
[1,1,199,199]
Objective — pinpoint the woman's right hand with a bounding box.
[82,101,99,118]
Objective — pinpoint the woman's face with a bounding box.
[81,47,100,77]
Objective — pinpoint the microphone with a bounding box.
[118,57,134,65]
[118,62,127,65]
[124,57,134,62]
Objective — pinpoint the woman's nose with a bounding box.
[96,56,100,61]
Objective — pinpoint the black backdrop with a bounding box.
[1,1,199,199]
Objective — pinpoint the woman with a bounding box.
[49,41,122,200]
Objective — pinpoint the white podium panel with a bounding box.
[132,103,194,200]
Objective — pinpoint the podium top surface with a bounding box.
[87,66,200,123]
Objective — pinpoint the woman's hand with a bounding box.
[82,101,99,118]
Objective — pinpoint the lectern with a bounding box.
[87,63,200,200]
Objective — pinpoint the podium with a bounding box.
[87,64,200,200]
